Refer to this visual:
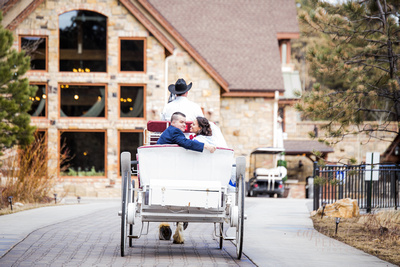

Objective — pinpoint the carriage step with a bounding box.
[244,214,248,220]
[224,237,235,240]
[128,235,139,239]
[118,211,122,216]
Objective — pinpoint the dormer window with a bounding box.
[279,40,290,65]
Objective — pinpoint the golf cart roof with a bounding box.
[250,147,285,155]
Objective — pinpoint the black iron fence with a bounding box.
[313,162,399,212]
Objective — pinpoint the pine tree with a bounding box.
[0,13,36,154]
[296,0,400,144]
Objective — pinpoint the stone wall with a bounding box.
[220,97,275,166]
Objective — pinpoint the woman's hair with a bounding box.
[196,117,212,136]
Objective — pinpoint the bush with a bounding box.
[0,133,69,209]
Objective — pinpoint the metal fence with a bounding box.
[313,162,400,212]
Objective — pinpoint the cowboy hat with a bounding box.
[168,78,192,95]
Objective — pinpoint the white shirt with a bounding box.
[193,135,217,146]
[161,96,203,122]
[193,123,228,148]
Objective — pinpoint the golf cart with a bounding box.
[247,147,287,197]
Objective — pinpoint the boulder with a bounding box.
[315,198,359,218]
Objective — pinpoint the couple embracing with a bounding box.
[158,78,227,153]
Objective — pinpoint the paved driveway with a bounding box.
[0,200,253,266]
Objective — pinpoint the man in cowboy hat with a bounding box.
[161,78,204,122]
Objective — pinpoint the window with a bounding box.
[28,84,47,117]
[119,85,144,118]
[60,84,106,117]
[119,38,146,72]
[20,36,47,71]
[59,10,107,72]
[60,131,105,177]
[278,106,285,132]
[279,40,290,65]
[119,131,143,174]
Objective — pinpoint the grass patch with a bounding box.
[311,210,400,266]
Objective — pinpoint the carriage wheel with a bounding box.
[235,156,246,259]
[121,152,131,257]
[219,223,223,249]
[129,180,135,247]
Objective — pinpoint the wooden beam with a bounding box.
[277,32,300,39]
[1,0,19,16]
[6,0,45,31]
[221,91,282,98]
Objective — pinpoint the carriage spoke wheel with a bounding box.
[219,223,223,249]
[121,152,131,257]
[235,156,245,260]
[129,180,135,247]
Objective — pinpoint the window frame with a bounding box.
[58,10,108,73]
[29,82,48,119]
[58,129,107,178]
[19,35,48,72]
[118,37,147,73]
[58,82,108,119]
[118,130,144,177]
[118,83,146,120]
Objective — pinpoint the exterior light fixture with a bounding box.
[8,196,13,211]
[74,95,79,100]
[321,201,328,219]
[335,217,341,235]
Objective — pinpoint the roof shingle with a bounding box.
[145,0,299,92]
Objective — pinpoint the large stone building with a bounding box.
[4,0,389,198]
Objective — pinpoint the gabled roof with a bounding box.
[141,0,299,94]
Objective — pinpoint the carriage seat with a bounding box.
[146,121,193,145]
[147,120,193,133]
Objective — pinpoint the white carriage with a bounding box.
[119,121,246,259]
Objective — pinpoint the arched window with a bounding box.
[59,10,107,72]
